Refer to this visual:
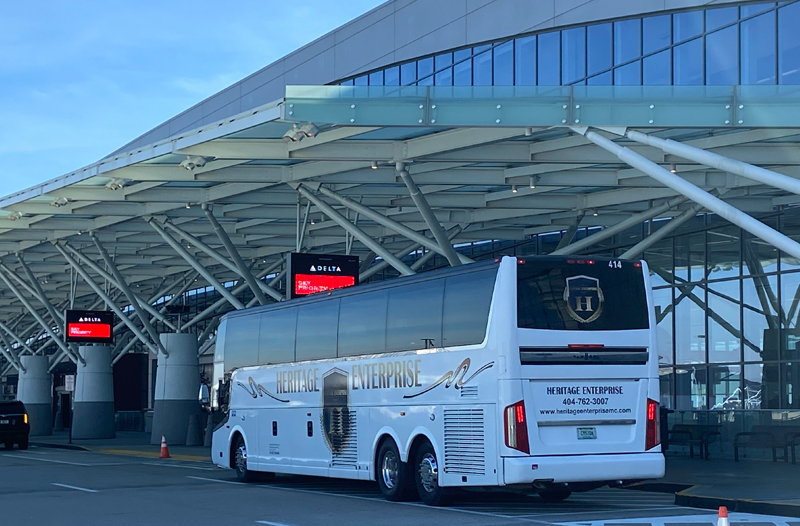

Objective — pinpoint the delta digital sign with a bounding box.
[287,253,359,299]
[65,310,114,344]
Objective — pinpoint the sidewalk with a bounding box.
[631,456,800,517]
[31,431,211,462]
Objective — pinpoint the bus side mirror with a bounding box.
[199,384,211,408]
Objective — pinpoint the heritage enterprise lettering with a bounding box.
[274,359,422,395]
[546,385,624,395]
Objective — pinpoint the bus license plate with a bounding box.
[577,427,596,440]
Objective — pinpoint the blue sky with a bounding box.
[0,0,385,197]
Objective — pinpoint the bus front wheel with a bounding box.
[376,440,413,501]
[414,441,449,506]
[232,435,255,483]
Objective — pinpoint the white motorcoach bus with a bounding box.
[211,255,664,505]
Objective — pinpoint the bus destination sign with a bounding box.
[65,310,114,344]
[288,253,359,299]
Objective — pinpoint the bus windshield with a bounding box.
[517,257,649,331]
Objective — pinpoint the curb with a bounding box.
[31,442,90,452]
[675,489,800,519]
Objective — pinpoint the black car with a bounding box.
[0,400,30,450]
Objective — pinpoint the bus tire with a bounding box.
[538,488,571,502]
[376,440,413,501]
[413,441,449,506]
[232,435,255,483]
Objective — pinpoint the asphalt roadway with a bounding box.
[0,446,796,526]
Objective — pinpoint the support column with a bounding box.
[16,356,51,436]
[151,333,199,445]
[72,346,115,439]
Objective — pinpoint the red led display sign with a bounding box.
[65,310,114,344]
[287,253,359,299]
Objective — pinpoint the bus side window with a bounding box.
[272,421,278,436]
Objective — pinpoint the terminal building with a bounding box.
[1,0,799,455]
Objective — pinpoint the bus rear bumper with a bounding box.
[503,452,665,485]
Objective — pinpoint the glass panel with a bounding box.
[675,365,707,409]
[643,14,671,54]
[675,283,706,365]
[708,279,741,363]
[561,27,586,84]
[442,269,497,346]
[473,44,492,85]
[538,32,560,84]
[743,220,779,275]
[386,280,444,352]
[224,314,259,370]
[741,12,777,85]
[653,287,674,364]
[340,79,354,86]
[400,62,417,85]
[762,361,780,409]
[779,2,800,84]
[743,274,778,363]
[587,71,612,85]
[706,6,739,31]
[710,364,742,410]
[674,37,704,85]
[644,238,673,287]
[417,57,433,85]
[384,66,399,86]
[674,10,704,42]
[368,70,384,86]
[587,23,612,75]
[258,308,298,365]
[338,290,387,357]
[453,49,472,85]
[782,211,800,270]
[743,363,763,409]
[614,19,641,65]
[706,26,739,85]
[741,3,775,17]
[644,50,671,85]
[434,53,453,86]
[782,361,800,408]
[659,368,676,410]
[354,75,368,86]
[514,36,536,85]
[295,300,339,361]
[781,271,800,363]
[614,60,640,85]
[493,41,513,85]
[675,233,706,283]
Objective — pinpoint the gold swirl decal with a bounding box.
[236,376,289,403]
[403,358,494,399]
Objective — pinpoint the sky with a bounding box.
[0,0,386,197]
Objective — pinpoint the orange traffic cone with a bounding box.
[159,434,171,459]
[717,506,729,526]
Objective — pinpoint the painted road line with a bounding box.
[518,506,687,519]
[4,454,92,466]
[142,461,218,471]
[187,475,246,486]
[51,483,99,493]
[256,521,300,526]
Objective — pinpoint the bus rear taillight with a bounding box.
[504,400,530,454]
[645,398,660,450]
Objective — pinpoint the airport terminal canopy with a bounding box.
[0,83,799,372]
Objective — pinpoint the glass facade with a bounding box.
[339,2,800,88]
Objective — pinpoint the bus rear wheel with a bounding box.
[232,435,255,483]
[376,440,412,501]
[414,441,449,506]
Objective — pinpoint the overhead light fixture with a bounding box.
[525,127,533,137]
[185,203,191,209]
[179,156,207,171]
[511,185,518,193]
[7,211,23,221]
[670,163,677,174]
[51,197,70,208]
[593,209,599,216]
[371,161,378,170]
[298,123,319,138]
[310,218,315,225]
[105,178,127,191]
[529,176,536,189]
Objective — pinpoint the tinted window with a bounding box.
[296,301,339,361]
[587,24,612,76]
[338,290,388,356]
[517,259,649,330]
[706,6,738,31]
[386,280,444,352]
[779,3,800,84]
[706,26,738,85]
[742,12,776,85]
[674,11,703,42]
[0,401,24,414]
[674,38,703,85]
[369,70,384,86]
[493,41,513,86]
[643,15,671,54]
[514,36,536,85]
[615,60,641,85]
[400,62,417,85]
[384,66,400,86]
[562,27,586,84]
[443,269,497,347]
[644,50,671,85]
[435,53,453,86]
[258,308,298,364]
[614,19,641,65]
[473,45,492,85]
[538,32,560,84]
[453,49,472,85]
[417,57,434,85]
[225,314,260,370]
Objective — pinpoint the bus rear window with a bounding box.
[517,258,649,330]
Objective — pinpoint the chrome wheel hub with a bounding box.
[381,450,399,489]
[419,453,438,493]
[235,444,247,474]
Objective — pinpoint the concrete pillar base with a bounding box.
[72,346,115,439]
[151,333,200,445]
[17,355,52,436]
